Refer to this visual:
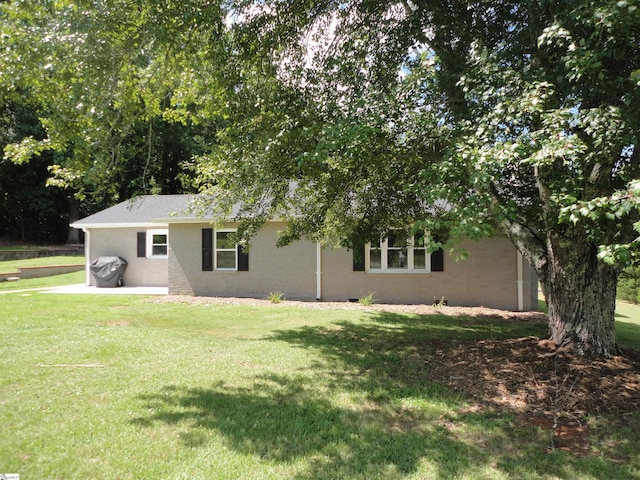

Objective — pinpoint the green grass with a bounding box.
[616,300,640,350]
[0,255,85,273]
[0,270,85,291]
[1,289,639,479]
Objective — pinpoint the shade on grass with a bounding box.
[0,292,639,479]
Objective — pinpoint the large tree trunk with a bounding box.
[539,232,619,357]
[503,219,620,357]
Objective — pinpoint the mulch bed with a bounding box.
[423,335,640,455]
[424,336,640,418]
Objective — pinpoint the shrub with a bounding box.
[432,297,448,307]
[267,291,285,304]
[358,292,376,306]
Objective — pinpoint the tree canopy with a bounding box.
[208,1,640,356]
[1,0,223,202]
[1,0,639,356]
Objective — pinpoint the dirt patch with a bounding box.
[101,320,130,327]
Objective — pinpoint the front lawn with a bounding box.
[1,292,639,479]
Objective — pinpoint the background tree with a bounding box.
[1,1,224,207]
[0,92,72,243]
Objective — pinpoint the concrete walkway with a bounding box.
[0,284,167,295]
[44,284,168,295]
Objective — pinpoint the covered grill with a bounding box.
[90,256,127,287]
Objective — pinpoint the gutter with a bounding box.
[316,243,322,300]
[84,228,91,286]
[70,222,164,229]
[517,250,524,311]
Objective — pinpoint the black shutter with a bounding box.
[137,232,146,258]
[430,234,444,272]
[431,249,444,272]
[237,245,249,271]
[202,228,213,271]
[352,243,365,271]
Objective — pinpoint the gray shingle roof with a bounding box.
[71,195,200,228]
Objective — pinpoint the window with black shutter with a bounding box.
[430,248,444,272]
[352,243,365,271]
[202,228,248,271]
[202,228,213,271]
[137,232,146,258]
[356,231,444,273]
[238,245,249,271]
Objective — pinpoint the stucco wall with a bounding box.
[169,222,317,299]
[169,222,538,310]
[321,236,537,310]
[86,227,168,287]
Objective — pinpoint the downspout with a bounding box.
[316,243,322,301]
[517,250,524,311]
[84,228,91,286]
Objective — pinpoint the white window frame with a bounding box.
[365,231,431,273]
[214,229,238,271]
[147,229,168,259]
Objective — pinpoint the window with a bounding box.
[215,230,237,270]
[202,228,249,272]
[412,232,427,270]
[365,232,433,273]
[146,229,168,259]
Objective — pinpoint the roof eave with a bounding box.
[155,217,218,224]
[70,222,168,229]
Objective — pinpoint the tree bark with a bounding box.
[501,216,620,357]
[539,232,619,357]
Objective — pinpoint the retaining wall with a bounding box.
[0,264,84,282]
[0,247,83,261]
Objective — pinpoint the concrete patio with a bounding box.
[43,284,168,295]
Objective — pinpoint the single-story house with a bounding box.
[70,194,538,310]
